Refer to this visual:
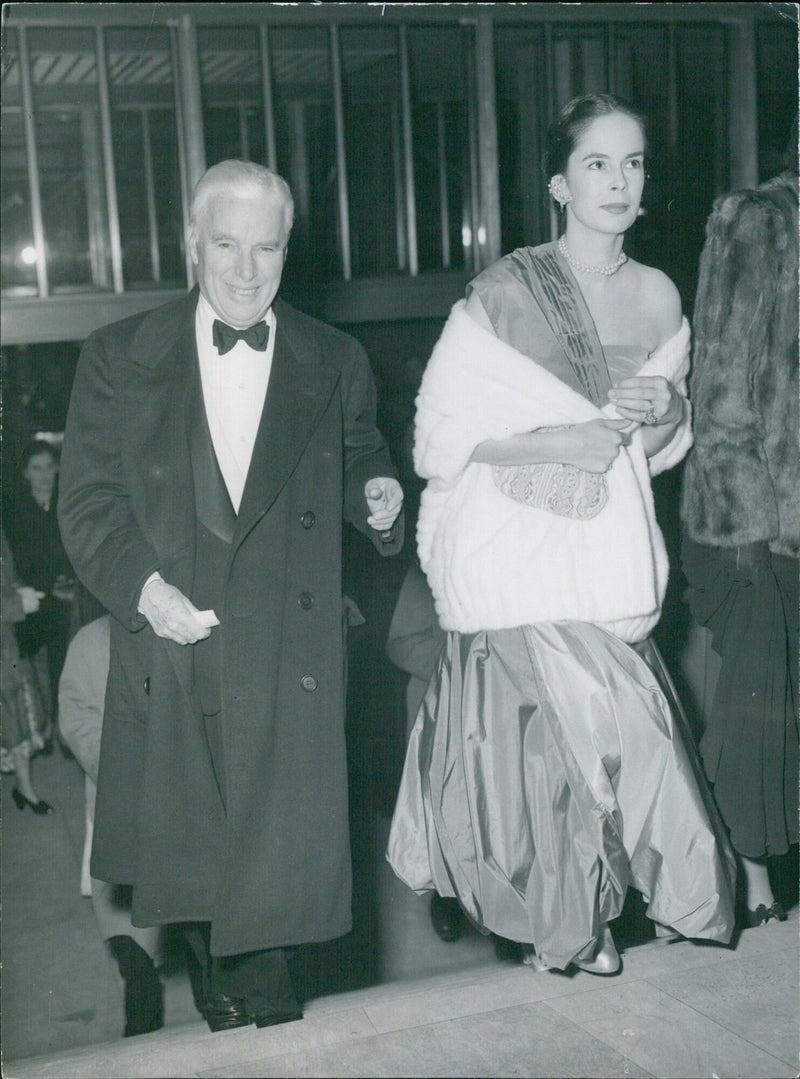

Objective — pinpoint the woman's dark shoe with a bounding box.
[768,900,788,922]
[746,903,771,927]
[430,893,466,943]
[746,900,788,927]
[12,788,54,814]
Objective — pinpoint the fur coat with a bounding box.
[415,302,692,643]
[681,171,799,557]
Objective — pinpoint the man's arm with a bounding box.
[58,331,161,629]
[59,334,212,645]
[340,339,404,555]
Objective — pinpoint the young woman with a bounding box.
[3,440,75,723]
[388,95,736,974]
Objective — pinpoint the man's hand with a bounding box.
[17,586,45,615]
[365,477,404,533]
[138,577,212,645]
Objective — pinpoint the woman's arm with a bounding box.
[464,290,632,474]
[471,419,632,474]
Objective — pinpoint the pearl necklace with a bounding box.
[558,236,627,276]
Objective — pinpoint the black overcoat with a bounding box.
[58,290,402,956]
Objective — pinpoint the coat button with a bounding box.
[143,677,151,695]
[298,591,315,610]
[300,511,316,530]
[300,674,318,692]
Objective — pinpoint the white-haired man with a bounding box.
[59,160,404,1032]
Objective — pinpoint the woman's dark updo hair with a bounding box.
[546,93,649,181]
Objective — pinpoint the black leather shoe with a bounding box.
[250,1006,303,1029]
[205,993,252,1032]
[430,893,466,943]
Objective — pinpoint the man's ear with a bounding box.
[187,225,199,265]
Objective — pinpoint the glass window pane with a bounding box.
[612,24,671,269]
[150,109,186,285]
[341,26,401,277]
[757,21,798,180]
[1,29,37,291]
[198,27,264,164]
[408,25,472,272]
[28,27,111,292]
[107,27,184,288]
[270,27,338,286]
[495,26,548,252]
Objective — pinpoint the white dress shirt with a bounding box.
[195,293,276,514]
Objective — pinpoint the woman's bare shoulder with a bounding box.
[630,261,683,343]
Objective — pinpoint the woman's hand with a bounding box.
[51,574,75,604]
[607,376,683,428]
[556,418,633,473]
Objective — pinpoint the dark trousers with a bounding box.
[188,715,301,1015]
[182,921,300,1014]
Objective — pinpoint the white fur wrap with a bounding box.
[414,301,692,642]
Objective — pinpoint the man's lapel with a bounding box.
[234,305,339,549]
[124,290,200,709]
[125,289,199,570]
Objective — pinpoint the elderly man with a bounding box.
[58,161,404,1032]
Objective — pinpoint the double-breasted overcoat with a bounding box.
[58,289,402,955]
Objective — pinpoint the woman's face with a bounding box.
[558,111,646,235]
[23,451,57,500]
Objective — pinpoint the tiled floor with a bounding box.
[3,739,798,1079]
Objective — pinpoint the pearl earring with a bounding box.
[548,180,569,210]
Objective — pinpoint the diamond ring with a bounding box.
[644,407,658,425]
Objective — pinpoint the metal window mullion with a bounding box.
[464,27,480,272]
[329,25,351,281]
[238,101,250,159]
[258,25,277,171]
[667,22,679,155]
[475,10,501,268]
[141,107,161,283]
[399,25,418,277]
[17,26,49,297]
[95,26,124,292]
[606,23,616,95]
[169,23,194,286]
[391,101,407,271]
[545,22,559,242]
[175,15,207,198]
[436,101,450,269]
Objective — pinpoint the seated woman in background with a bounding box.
[388,94,736,975]
[3,439,75,725]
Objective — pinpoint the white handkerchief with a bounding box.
[194,609,220,628]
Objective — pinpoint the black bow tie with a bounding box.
[212,319,269,355]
